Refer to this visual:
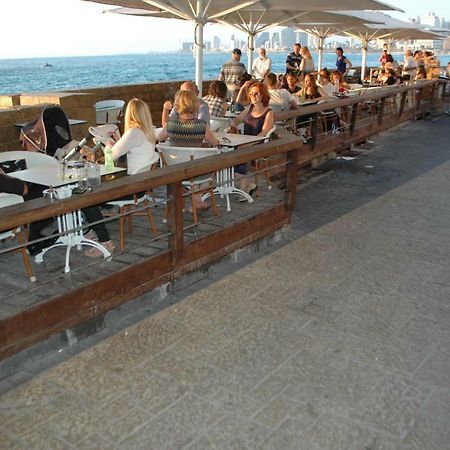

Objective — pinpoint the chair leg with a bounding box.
[143,199,159,237]
[191,192,199,224]
[119,206,126,252]
[16,229,36,282]
[208,186,219,217]
[263,158,272,190]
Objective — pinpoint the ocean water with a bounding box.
[0,52,448,94]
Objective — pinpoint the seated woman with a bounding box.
[317,68,335,97]
[85,98,159,257]
[228,82,275,195]
[383,68,397,86]
[331,70,349,94]
[107,98,159,174]
[158,90,219,211]
[295,74,328,131]
[158,90,219,148]
[264,72,298,111]
[203,80,228,118]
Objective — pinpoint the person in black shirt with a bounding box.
[285,43,302,75]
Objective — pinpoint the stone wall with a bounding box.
[0,80,213,152]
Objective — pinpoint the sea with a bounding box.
[1,51,449,94]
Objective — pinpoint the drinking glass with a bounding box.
[86,162,101,188]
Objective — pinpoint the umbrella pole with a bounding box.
[317,36,324,72]
[248,32,255,75]
[361,41,368,83]
[194,0,204,96]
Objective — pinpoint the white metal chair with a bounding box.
[0,151,60,169]
[105,164,159,252]
[0,193,36,282]
[210,117,231,132]
[157,145,219,224]
[95,100,125,125]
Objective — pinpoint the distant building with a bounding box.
[411,12,446,51]
[271,32,280,49]
[213,36,221,51]
[296,32,309,47]
[181,41,193,52]
[205,41,211,52]
[256,32,270,48]
[280,27,296,49]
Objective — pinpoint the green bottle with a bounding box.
[104,146,114,172]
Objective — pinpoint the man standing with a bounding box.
[335,47,352,78]
[285,43,302,75]
[219,48,247,102]
[252,47,272,81]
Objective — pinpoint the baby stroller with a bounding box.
[20,106,73,156]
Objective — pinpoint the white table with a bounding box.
[10,164,125,188]
[9,164,125,273]
[212,132,266,211]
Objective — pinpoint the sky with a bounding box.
[0,0,449,59]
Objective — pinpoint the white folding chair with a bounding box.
[95,100,125,125]
[157,145,219,224]
[0,193,36,282]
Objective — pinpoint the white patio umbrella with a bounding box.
[83,0,402,93]
[337,11,445,81]
[216,10,384,74]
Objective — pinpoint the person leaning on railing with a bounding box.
[228,82,275,197]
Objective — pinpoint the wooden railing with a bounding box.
[0,78,447,360]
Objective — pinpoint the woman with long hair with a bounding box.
[297,73,328,102]
[203,80,229,118]
[108,98,158,175]
[299,46,315,76]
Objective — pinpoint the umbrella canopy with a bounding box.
[216,10,384,73]
[337,11,445,80]
[83,0,402,92]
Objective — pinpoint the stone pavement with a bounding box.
[0,117,449,449]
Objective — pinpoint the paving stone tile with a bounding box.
[347,373,434,439]
[102,406,153,445]
[415,344,450,388]
[140,351,234,398]
[130,375,189,416]
[0,432,25,450]
[253,393,322,429]
[188,415,272,450]
[119,393,223,449]
[16,425,71,450]
[76,433,117,450]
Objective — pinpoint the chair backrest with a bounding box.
[157,145,219,167]
[0,193,24,239]
[264,126,277,143]
[0,150,60,169]
[210,117,231,132]
[95,100,125,125]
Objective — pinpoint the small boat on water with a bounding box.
[43,63,53,68]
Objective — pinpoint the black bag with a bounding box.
[0,159,27,173]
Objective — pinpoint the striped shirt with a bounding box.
[219,60,247,88]
[167,118,207,147]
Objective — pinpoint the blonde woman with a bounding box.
[107,98,158,175]
[158,90,219,147]
[299,46,315,75]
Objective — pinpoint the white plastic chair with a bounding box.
[0,193,36,282]
[95,100,125,125]
[157,145,219,223]
[0,151,60,169]
[210,117,231,132]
